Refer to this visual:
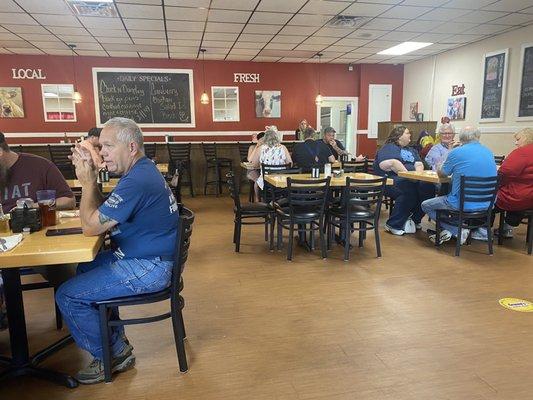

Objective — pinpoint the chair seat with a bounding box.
[276,207,320,221]
[329,205,374,219]
[438,209,489,219]
[207,158,232,165]
[239,202,272,214]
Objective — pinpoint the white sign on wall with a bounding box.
[11,68,47,80]
[233,73,260,83]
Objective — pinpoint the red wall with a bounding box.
[0,54,403,154]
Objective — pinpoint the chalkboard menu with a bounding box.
[480,49,508,122]
[518,44,533,119]
[92,68,195,127]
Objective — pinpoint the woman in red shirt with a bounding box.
[497,128,533,234]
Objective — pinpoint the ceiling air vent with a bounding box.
[327,15,367,29]
[66,1,118,17]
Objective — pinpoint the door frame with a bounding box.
[316,96,359,155]
[368,84,392,139]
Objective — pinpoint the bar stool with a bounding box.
[144,143,157,160]
[48,144,76,179]
[167,143,194,197]
[238,142,255,202]
[202,142,233,196]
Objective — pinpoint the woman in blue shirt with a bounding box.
[374,126,435,235]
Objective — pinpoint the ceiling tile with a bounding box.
[2,24,48,34]
[442,34,485,43]
[253,56,283,62]
[521,6,533,14]
[378,31,419,41]
[203,53,228,59]
[58,35,97,43]
[395,20,442,32]
[34,14,82,27]
[88,28,129,38]
[270,34,307,43]
[302,36,338,46]
[16,0,71,14]
[211,0,258,10]
[103,43,168,52]
[278,57,309,62]
[288,14,331,26]
[117,4,163,19]
[97,36,134,44]
[203,32,239,41]
[168,45,197,52]
[108,51,140,57]
[314,27,356,38]
[170,52,197,59]
[489,13,533,25]
[419,8,470,21]
[165,6,208,21]
[205,22,245,33]
[80,16,124,29]
[169,39,200,47]
[401,0,447,5]
[116,0,162,4]
[201,40,233,49]
[167,31,203,40]
[233,41,265,49]
[6,47,44,54]
[225,55,254,60]
[166,20,205,31]
[73,42,104,50]
[482,0,533,12]
[336,38,372,47]
[1,13,39,25]
[132,38,166,45]
[165,0,210,6]
[77,50,108,57]
[278,25,318,35]
[257,0,307,13]
[208,9,252,23]
[243,24,284,34]
[263,42,295,50]
[455,10,508,23]
[0,48,12,54]
[228,48,260,55]
[431,22,478,34]
[327,45,357,52]
[130,30,166,38]
[44,49,74,55]
[442,0,495,9]
[239,33,273,43]
[0,40,33,48]
[0,32,20,41]
[348,29,387,40]
[123,18,165,30]
[249,12,293,25]
[139,52,169,58]
[32,41,68,49]
[461,24,511,35]
[299,0,351,15]
[362,18,409,30]
[379,5,433,19]
[343,2,394,17]
[48,26,90,36]
[0,2,23,12]
[411,32,452,42]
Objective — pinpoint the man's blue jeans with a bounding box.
[385,177,435,230]
[421,196,461,236]
[56,250,172,360]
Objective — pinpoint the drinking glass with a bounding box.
[36,190,57,227]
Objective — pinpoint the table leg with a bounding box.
[0,268,78,388]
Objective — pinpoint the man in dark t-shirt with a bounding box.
[322,127,348,160]
[0,142,75,211]
[293,127,335,172]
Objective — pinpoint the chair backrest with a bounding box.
[286,177,331,215]
[282,141,295,154]
[366,159,375,174]
[226,171,241,211]
[202,142,217,159]
[458,175,499,212]
[261,162,292,177]
[341,160,368,173]
[238,142,252,161]
[144,143,157,160]
[167,143,191,163]
[48,144,73,165]
[341,177,387,215]
[171,206,194,294]
[494,155,505,165]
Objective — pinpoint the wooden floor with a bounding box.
[1,196,532,399]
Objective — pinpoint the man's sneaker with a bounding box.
[459,229,470,245]
[493,228,514,238]
[428,229,452,244]
[403,218,416,234]
[415,223,422,230]
[471,228,489,241]
[385,224,405,236]
[75,345,136,384]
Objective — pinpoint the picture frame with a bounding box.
[517,43,533,121]
[255,90,281,118]
[480,48,509,123]
[0,87,25,118]
[409,102,418,120]
[446,96,466,120]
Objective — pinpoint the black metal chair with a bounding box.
[48,144,75,179]
[238,142,253,161]
[144,143,157,160]
[327,176,387,261]
[166,162,184,204]
[203,143,233,196]
[226,172,274,252]
[282,141,296,155]
[94,206,194,383]
[20,269,62,330]
[435,175,499,256]
[260,162,297,205]
[341,160,368,173]
[494,155,505,166]
[275,177,331,261]
[496,208,533,255]
[167,143,194,197]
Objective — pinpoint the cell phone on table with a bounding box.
[45,227,83,236]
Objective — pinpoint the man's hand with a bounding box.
[70,144,97,186]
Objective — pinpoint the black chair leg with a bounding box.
[98,305,113,383]
[527,216,532,255]
[487,221,494,255]
[215,165,221,197]
[287,224,294,261]
[53,287,62,330]
[455,224,462,257]
[235,219,242,252]
[358,222,365,248]
[188,166,194,197]
[344,220,350,261]
[269,214,275,251]
[435,214,441,246]
[170,305,188,373]
[374,223,382,258]
[203,165,209,195]
[277,217,283,250]
[264,217,268,242]
[498,210,505,245]
[319,220,327,260]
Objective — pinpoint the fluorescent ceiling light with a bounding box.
[67,0,113,2]
[378,42,432,56]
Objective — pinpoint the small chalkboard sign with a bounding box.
[480,49,508,123]
[92,68,195,128]
[518,43,533,120]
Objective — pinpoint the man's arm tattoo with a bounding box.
[98,212,115,225]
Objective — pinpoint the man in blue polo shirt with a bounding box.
[422,126,497,244]
[292,127,335,172]
[56,117,179,384]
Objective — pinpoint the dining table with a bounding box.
[240,161,342,171]
[0,217,103,388]
[397,170,451,184]
[66,178,119,193]
[264,172,393,188]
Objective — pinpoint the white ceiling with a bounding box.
[0,0,532,64]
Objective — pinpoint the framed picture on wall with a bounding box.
[409,102,418,119]
[446,96,466,120]
[517,43,533,121]
[255,90,281,118]
[0,87,24,118]
[480,48,509,122]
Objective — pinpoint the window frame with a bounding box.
[211,86,240,122]
[41,83,77,122]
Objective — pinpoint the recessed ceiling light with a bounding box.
[66,0,117,17]
[378,42,432,56]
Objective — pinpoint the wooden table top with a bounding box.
[264,172,393,188]
[241,161,342,171]
[397,170,451,184]
[0,218,103,269]
[156,164,168,174]
[66,178,119,193]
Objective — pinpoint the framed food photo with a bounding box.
[0,87,24,118]
[480,48,509,122]
[517,43,533,121]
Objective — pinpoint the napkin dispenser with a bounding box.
[10,201,42,233]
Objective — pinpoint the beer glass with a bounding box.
[36,190,57,227]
